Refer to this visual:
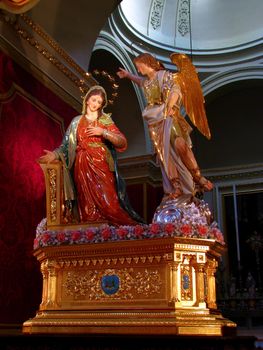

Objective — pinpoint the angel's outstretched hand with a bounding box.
[117,68,130,79]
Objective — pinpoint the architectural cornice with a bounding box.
[118,155,263,187]
[0,10,97,109]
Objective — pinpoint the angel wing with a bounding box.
[170,52,211,139]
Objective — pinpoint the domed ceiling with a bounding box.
[118,0,263,54]
[28,0,263,71]
[100,0,263,96]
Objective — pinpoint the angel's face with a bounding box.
[135,62,153,77]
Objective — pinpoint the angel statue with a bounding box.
[117,52,214,223]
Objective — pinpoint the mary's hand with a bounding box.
[85,126,104,137]
[38,149,56,163]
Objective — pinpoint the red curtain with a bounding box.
[0,50,77,324]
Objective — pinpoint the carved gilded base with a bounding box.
[23,237,236,336]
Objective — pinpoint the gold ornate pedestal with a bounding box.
[23,237,236,335]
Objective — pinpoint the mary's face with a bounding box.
[86,94,104,112]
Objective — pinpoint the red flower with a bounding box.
[197,225,208,237]
[86,230,95,240]
[181,224,192,236]
[150,223,161,235]
[42,233,51,243]
[164,223,174,234]
[57,232,66,242]
[116,228,127,239]
[134,225,144,237]
[101,228,111,240]
[71,231,81,241]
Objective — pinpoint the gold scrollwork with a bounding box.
[133,269,162,295]
[47,168,57,222]
[63,268,162,300]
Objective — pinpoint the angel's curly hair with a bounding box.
[133,53,165,71]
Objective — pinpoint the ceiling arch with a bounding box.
[202,65,263,96]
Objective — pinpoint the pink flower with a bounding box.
[101,228,111,240]
[134,225,144,237]
[116,228,127,239]
[197,225,208,237]
[33,238,39,249]
[181,224,192,236]
[164,223,174,235]
[209,228,225,244]
[150,223,161,235]
[86,230,95,240]
[57,232,66,242]
[71,231,81,241]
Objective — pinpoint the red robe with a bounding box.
[73,116,136,226]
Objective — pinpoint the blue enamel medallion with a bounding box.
[101,274,120,295]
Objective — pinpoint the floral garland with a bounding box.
[34,218,225,250]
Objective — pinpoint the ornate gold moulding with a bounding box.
[23,237,236,336]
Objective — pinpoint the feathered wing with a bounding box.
[170,53,211,139]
